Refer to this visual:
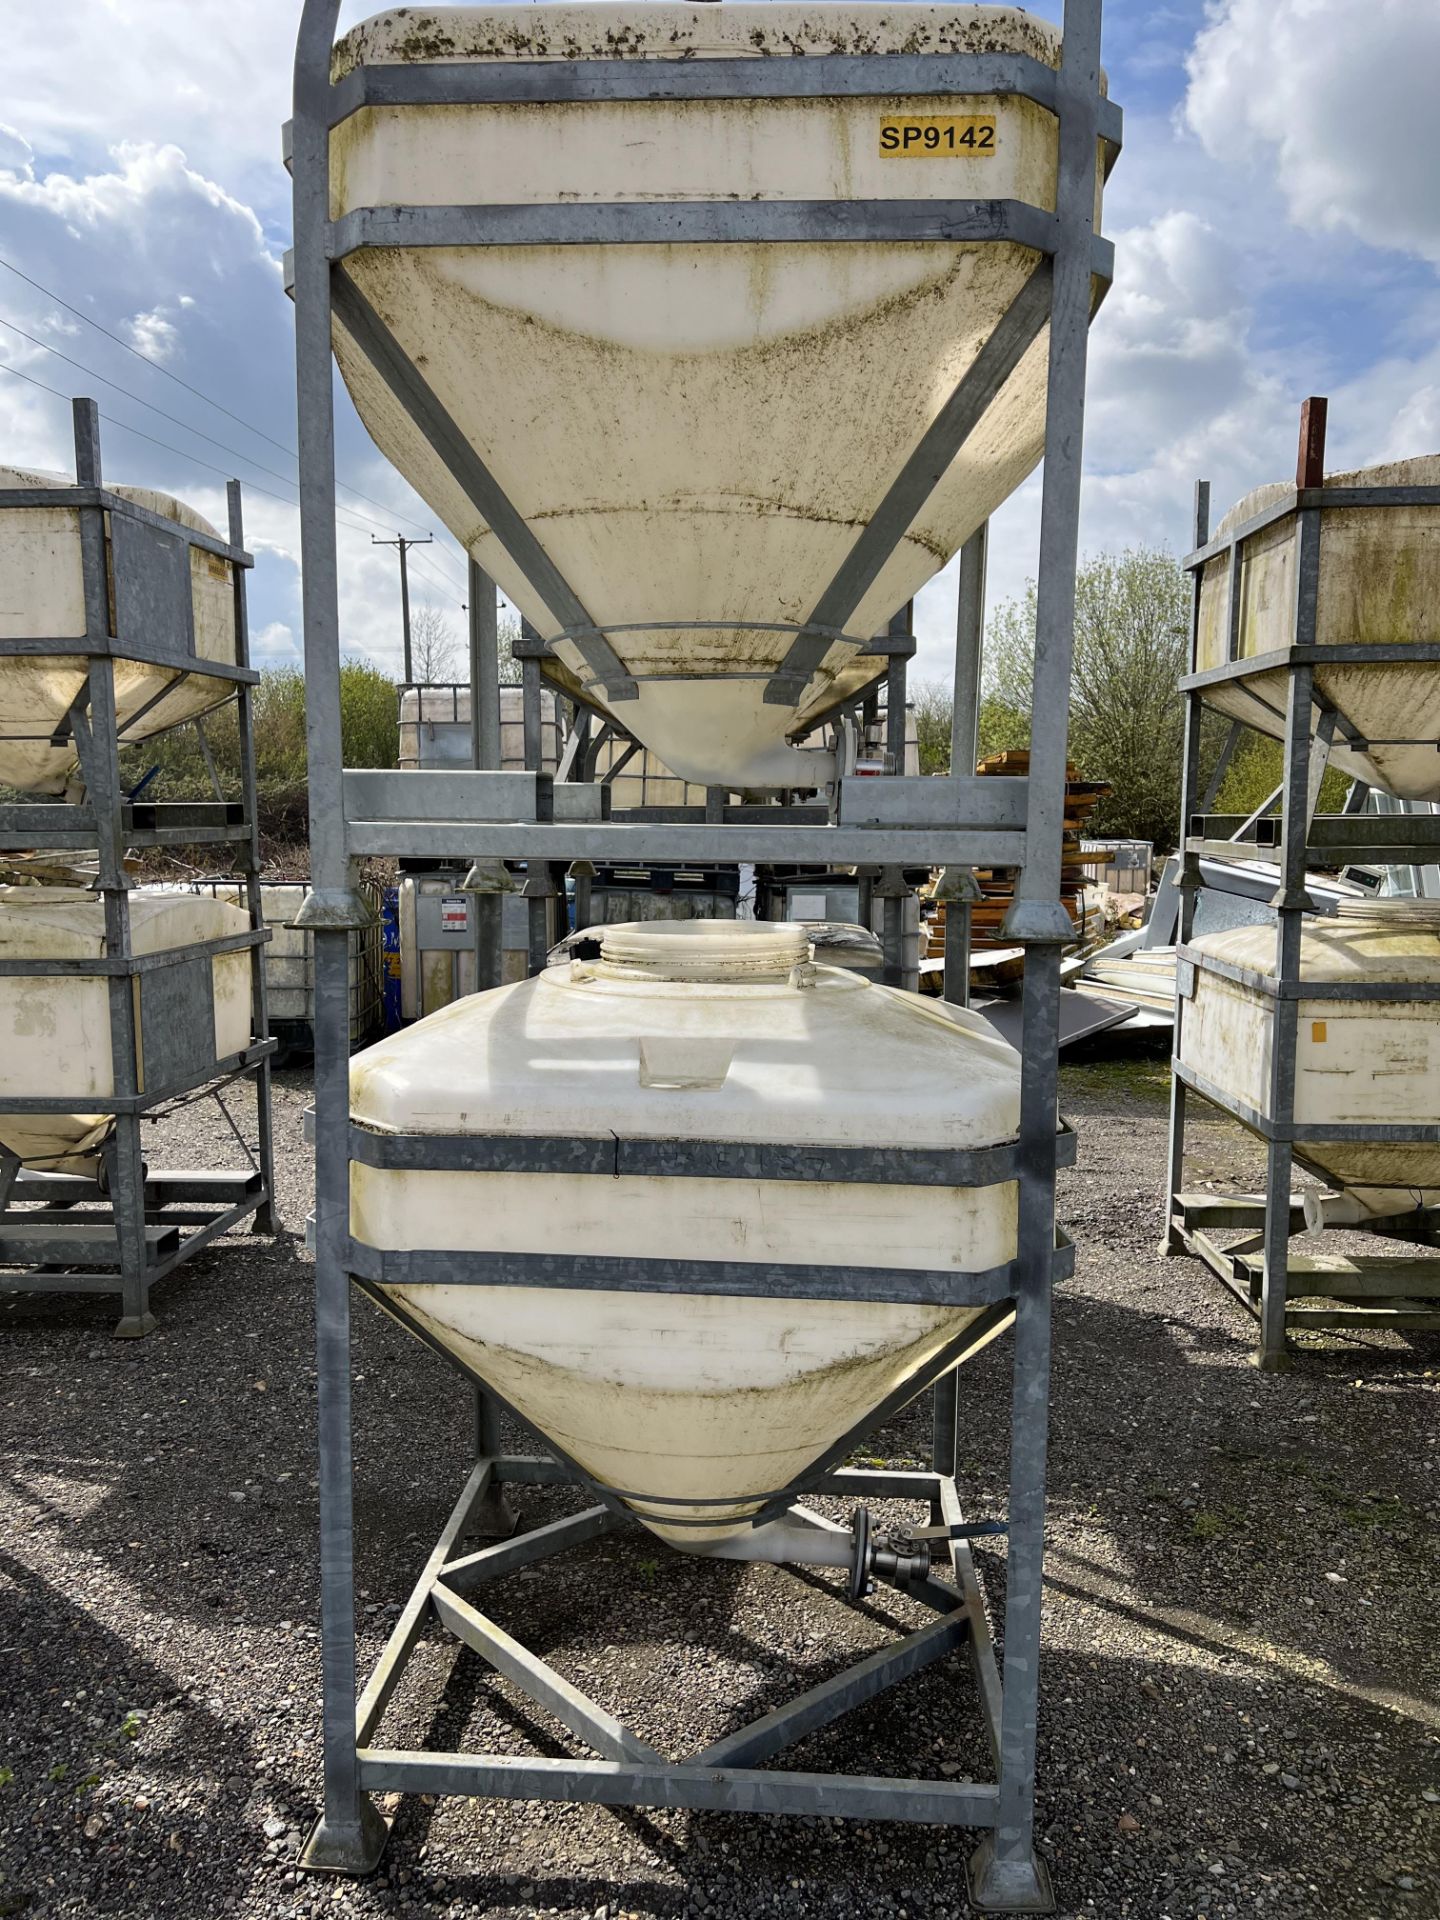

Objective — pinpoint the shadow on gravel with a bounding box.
[0,1544,316,1918]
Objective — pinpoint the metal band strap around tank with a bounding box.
[344,1238,1076,1306]
[1173,1062,1440,1146]
[342,1118,1078,1184]
[1184,483,1440,574]
[1177,944,1440,1004]
[326,51,1123,156]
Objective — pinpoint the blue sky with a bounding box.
[2,0,1438,687]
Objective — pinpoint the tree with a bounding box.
[409,603,459,683]
[980,548,1193,844]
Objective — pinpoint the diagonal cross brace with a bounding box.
[432,1580,665,1766]
[765,261,1054,707]
[330,267,637,702]
[692,1609,968,1770]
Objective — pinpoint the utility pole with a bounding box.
[372,533,432,682]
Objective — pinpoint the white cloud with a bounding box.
[1185,0,1440,263]
[124,307,180,362]
[1,3,375,207]
[0,136,464,679]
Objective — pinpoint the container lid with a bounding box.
[598,919,810,982]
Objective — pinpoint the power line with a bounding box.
[0,359,388,545]
[0,252,437,537]
[0,313,317,501]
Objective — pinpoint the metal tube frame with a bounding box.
[1164,427,1440,1366]
[0,402,276,1335]
[291,5,1114,1906]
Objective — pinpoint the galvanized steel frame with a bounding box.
[1165,418,1440,1366]
[291,3,1113,1906]
[0,400,276,1335]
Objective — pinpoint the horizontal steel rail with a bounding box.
[1174,1061,1440,1146]
[349,1247,1008,1304]
[0,1041,277,1116]
[0,928,270,978]
[327,48,1122,149]
[1184,484,1440,572]
[339,1119,1078,1187]
[345,819,1028,863]
[347,1238,1074,1306]
[354,1748,999,1824]
[329,199,1112,265]
[0,633,261,681]
[0,485,253,568]
[1180,639,1440,693]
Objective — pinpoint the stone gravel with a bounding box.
[1,1048,1436,1920]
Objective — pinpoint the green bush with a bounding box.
[118,658,399,849]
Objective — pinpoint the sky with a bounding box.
[2,0,1439,691]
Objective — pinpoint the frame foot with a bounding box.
[113,1311,157,1340]
[300,1796,389,1877]
[251,1203,279,1236]
[966,1837,1055,1913]
[468,1489,521,1539]
[1249,1346,1293,1374]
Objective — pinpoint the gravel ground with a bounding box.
[2,1048,1437,1920]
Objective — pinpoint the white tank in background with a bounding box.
[327,3,1109,789]
[348,920,1021,1548]
[397,873,548,1016]
[397,683,561,772]
[0,886,252,1174]
[192,882,382,1052]
[1180,900,1440,1222]
[0,470,241,796]
[1195,454,1440,801]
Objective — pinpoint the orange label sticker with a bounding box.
[1311,1020,1328,1044]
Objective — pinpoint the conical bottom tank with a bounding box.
[348,921,1022,1544]
[0,471,241,796]
[1181,903,1440,1219]
[327,3,1110,787]
[1195,455,1440,802]
[0,886,253,1171]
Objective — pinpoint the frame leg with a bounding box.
[1160,1074,1187,1256]
[966,1281,1055,1914]
[469,1385,519,1537]
[252,1053,279,1236]
[110,1119,155,1340]
[1256,1139,1294,1372]
[302,933,389,1877]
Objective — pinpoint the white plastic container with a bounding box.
[1195,455,1440,801]
[1181,902,1440,1219]
[328,4,1108,789]
[198,882,381,1049]
[0,470,240,795]
[397,683,561,772]
[349,919,1021,1546]
[0,886,252,1172]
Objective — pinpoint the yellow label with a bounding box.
[1311,1020,1327,1044]
[878,115,997,157]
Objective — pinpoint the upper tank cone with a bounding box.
[326,4,1113,788]
[1196,453,1440,801]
